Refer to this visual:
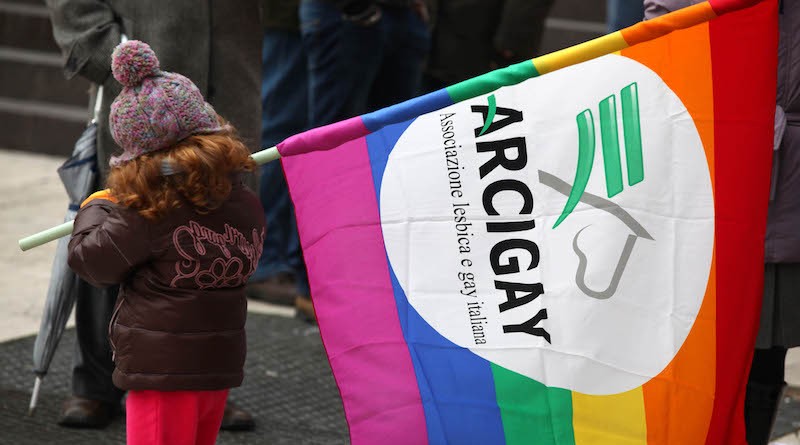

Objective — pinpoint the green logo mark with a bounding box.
[537,82,651,299]
[553,82,644,229]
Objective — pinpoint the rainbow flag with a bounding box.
[279,0,778,443]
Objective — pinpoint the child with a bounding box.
[67,40,265,445]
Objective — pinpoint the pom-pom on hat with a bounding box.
[108,40,224,166]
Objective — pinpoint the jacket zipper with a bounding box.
[108,296,125,362]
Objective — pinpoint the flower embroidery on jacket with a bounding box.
[170,221,264,289]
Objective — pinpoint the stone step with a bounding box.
[0,0,92,159]
[0,52,90,106]
[0,109,85,157]
[0,1,58,53]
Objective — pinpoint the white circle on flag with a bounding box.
[379,55,714,395]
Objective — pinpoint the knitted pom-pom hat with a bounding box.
[108,40,224,166]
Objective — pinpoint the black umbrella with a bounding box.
[28,86,104,415]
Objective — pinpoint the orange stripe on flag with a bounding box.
[621,21,717,444]
[641,256,716,443]
[621,3,718,47]
[620,21,716,181]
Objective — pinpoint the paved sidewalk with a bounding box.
[1,150,67,343]
[3,149,799,443]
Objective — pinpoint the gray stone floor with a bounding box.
[0,313,349,445]
[2,313,800,443]
[777,387,800,439]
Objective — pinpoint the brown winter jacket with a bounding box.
[67,184,265,392]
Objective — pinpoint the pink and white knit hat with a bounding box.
[108,40,224,166]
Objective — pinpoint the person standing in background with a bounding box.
[607,0,645,32]
[246,0,313,320]
[296,0,432,319]
[421,0,555,93]
[299,0,431,126]
[46,0,262,430]
[749,1,800,442]
[644,1,798,444]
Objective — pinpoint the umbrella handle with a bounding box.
[18,146,281,251]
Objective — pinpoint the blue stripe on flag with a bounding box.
[367,121,507,445]
[365,121,412,195]
[362,89,453,133]
[387,269,508,445]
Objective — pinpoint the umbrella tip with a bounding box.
[28,376,42,416]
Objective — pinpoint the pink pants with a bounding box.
[126,389,229,445]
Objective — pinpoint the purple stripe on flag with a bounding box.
[277,117,370,157]
[282,137,428,445]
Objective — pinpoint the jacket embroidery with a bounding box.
[170,220,264,289]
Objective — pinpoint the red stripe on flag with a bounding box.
[705,1,778,443]
[709,0,766,15]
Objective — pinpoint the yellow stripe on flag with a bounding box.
[532,32,629,76]
[531,2,717,78]
[572,388,647,445]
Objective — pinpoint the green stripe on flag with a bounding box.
[492,364,576,445]
[599,95,624,198]
[621,83,644,186]
[447,61,540,104]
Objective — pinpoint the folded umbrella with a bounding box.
[28,86,104,415]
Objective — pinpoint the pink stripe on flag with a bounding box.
[282,136,428,445]
[278,117,370,157]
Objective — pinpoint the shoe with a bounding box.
[295,295,316,324]
[220,401,255,431]
[57,396,116,429]
[245,273,298,306]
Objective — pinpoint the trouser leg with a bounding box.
[745,346,787,445]
[71,281,124,404]
[126,389,228,445]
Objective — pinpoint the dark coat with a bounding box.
[643,0,699,19]
[263,0,300,31]
[67,185,266,391]
[765,0,800,263]
[425,0,554,85]
[759,0,800,348]
[326,0,417,13]
[46,0,262,181]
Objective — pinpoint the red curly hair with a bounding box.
[106,126,256,220]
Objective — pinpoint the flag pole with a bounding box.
[18,146,280,252]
